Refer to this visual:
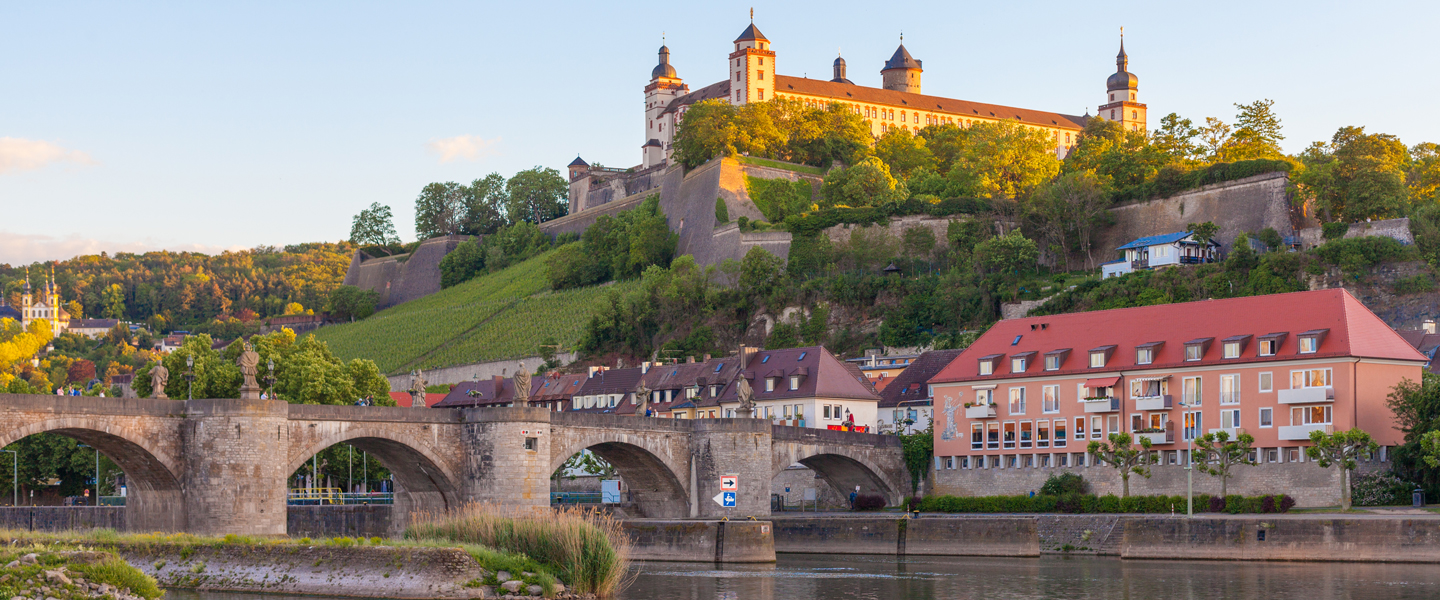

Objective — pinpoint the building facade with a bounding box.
[927,289,1425,493]
[1101,231,1221,278]
[19,268,70,335]
[632,20,1142,171]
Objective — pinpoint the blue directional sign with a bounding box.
[712,491,737,508]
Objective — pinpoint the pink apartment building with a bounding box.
[927,289,1426,502]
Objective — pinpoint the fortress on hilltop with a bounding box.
[547,18,1147,266]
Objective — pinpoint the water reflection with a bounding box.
[621,554,1440,600]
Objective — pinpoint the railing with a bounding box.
[1083,397,1120,413]
[99,496,126,507]
[1278,387,1334,405]
[1134,395,1173,411]
[965,404,998,419]
[1137,421,1175,446]
[551,491,631,504]
[1132,259,1150,269]
[1279,423,1333,441]
[287,488,395,505]
[1220,392,1241,405]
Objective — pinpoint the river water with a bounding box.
[165,554,1440,600]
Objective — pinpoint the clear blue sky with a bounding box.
[3,1,1437,264]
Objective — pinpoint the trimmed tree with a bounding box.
[1190,430,1257,498]
[1306,427,1379,511]
[1088,432,1154,497]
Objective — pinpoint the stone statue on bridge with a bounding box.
[514,362,531,406]
[149,362,169,400]
[238,341,262,400]
[736,376,755,418]
[635,381,651,417]
[409,369,427,408]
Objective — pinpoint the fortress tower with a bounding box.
[644,43,688,169]
[1098,31,1146,132]
[880,38,922,94]
[728,17,775,105]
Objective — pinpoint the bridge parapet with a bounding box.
[771,424,902,447]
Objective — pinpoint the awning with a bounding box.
[971,384,997,390]
[1131,375,1170,383]
[1085,376,1121,388]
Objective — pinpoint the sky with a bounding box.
[2,1,1438,264]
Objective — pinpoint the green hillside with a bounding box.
[314,250,625,374]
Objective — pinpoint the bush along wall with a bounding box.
[919,493,1295,514]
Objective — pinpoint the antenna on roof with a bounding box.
[750,7,753,22]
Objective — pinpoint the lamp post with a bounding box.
[1177,400,1195,516]
[4,449,16,506]
[264,358,276,399]
[184,354,195,401]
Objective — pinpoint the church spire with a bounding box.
[1116,27,1128,72]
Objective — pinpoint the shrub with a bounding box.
[1040,472,1088,496]
[1260,495,1277,513]
[714,197,730,224]
[905,496,923,511]
[1351,471,1416,506]
[1224,495,1247,514]
[1055,493,1084,514]
[1096,495,1122,513]
[1314,236,1412,276]
[1279,495,1296,512]
[1394,274,1436,295]
[853,494,886,510]
[1322,222,1350,240]
[1207,495,1226,513]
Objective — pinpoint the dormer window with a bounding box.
[1135,342,1162,365]
[1298,329,1328,354]
[978,354,1002,376]
[1088,346,1114,368]
[1222,335,1251,359]
[1045,355,1059,371]
[1258,333,1287,356]
[1184,338,1213,362]
[789,376,799,391]
[765,378,775,392]
[1012,357,1026,373]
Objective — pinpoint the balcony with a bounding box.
[1134,395,1173,411]
[965,404,998,419]
[1278,387,1335,405]
[1279,423,1332,441]
[1207,427,1246,439]
[1137,422,1175,446]
[1131,258,1150,270]
[1083,396,1120,413]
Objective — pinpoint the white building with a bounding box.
[1102,231,1221,279]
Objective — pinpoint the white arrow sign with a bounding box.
[720,475,738,491]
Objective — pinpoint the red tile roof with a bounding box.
[879,349,964,408]
[930,289,1427,385]
[774,75,1086,131]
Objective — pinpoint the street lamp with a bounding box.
[77,444,99,506]
[4,449,16,506]
[184,354,195,401]
[264,358,276,399]
[1177,400,1195,516]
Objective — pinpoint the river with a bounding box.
[165,553,1440,600]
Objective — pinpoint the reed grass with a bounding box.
[405,503,631,597]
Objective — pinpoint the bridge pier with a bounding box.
[182,399,290,535]
[461,407,552,511]
[691,420,773,519]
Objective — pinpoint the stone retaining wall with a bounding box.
[0,507,126,532]
[621,520,776,563]
[287,505,394,539]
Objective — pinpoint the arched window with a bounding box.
[1132,110,1138,119]
[1131,93,1136,101]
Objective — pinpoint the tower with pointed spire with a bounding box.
[831,52,853,84]
[19,265,69,335]
[881,35,922,94]
[644,38,690,169]
[1098,29,1146,132]
[728,10,775,105]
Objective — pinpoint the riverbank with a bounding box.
[0,531,591,599]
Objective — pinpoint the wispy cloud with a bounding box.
[425,134,500,163]
[0,137,97,174]
[0,231,244,265]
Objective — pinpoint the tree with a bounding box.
[899,423,934,495]
[1027,171,1110,269]
[974,230,1039,301]
[1385,373,1440,493]
[820,156,908,208]
[1063,118,1164,195]
[1306,427,1379,510]
[505,167,568,224]
[1088,432,1153,497]
[326,285,379,321]
[671,100,741,168]
[1190,430,1257,497]
[1186,221,1219,243]
[1151,113,1203,163]
[1219,99,1284,161]
[946,121,1060,199]
[1197,117,1232,160]
[874,128,936,180]
[553,450,616,481]
[1410,142,1440,203]
[1294,126,1410,222]
[414,182,469,239]
[100,283,125,320]
[465,173,509,235]
[349,202,401,248]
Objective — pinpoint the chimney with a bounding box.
[703,353,712,361]
[1426,319,1437,335]
[686,356,695,363]
[642,362,651,375]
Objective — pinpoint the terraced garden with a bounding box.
[314,250,620,374]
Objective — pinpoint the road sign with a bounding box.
[712,491,736,508]
[720,474,739,491]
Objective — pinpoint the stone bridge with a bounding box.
[0,395,905,535]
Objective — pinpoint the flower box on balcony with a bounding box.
[1083,396,1119,413]
[1134,395,1173,411]
[965,404,997,419]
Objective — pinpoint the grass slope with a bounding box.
[315,250,623,373]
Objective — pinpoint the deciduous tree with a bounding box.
[1191,430,1257,497]
[349,202,401,248]
[505,167,568,224]
[414,182,469,239]
[1088,432,1154,497]
[1306,427,1378,510]
[946,121,1060,199]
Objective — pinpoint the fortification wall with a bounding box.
[385,352,579,391]
[342,236,468,310]
[1098,172,1311,256]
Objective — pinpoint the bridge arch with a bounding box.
[0,417,186,532]
[772,441,904,508]
[287,427,464,517]
[550,432,690,518]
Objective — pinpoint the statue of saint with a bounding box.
[409,369,428,408]
[513,362,532,406]
[736,377,755,418]
[940,395,959,441]
[237,341,261,399]
[149,362,169,400]
[635,381,652,417]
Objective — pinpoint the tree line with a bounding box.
[348,166,570,252]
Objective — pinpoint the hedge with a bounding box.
[919,493,1294,514]
[783,196,991,236]
[1114,158,1296,204]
